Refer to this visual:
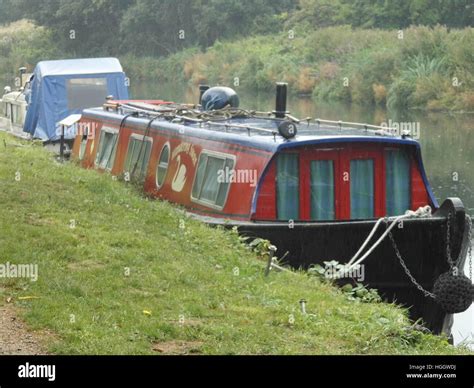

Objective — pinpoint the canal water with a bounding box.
[131,81,474,348]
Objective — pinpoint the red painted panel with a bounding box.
[108,125,271,220]
[338,145,384,219]
[254,161,277,220]
[300,149,341,220]
[411,158,430,209]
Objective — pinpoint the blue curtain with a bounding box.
[310,160,335,220]
[350,159,374,219]
[386,150,411,215]
[277,154,299,220]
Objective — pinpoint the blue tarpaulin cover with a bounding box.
[23,57,129,141]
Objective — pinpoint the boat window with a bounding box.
[310,160,335,220]
[95,127,118,170]
[79,137,87,160]
[276,153,299,220]
[125,135,153,179]
[386,150,411,216]
[67,78,108,110]
[156,143,170,189]
[191,151,235,209]
[350,159,374,219]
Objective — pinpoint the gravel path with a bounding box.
[0,306,47,355]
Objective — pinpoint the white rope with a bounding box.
[329,206,432,279]
[346,217,385,267]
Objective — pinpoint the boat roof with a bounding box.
[35,57,124,77]
[82,107,421,154]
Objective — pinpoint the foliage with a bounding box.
[1,0,473,59]
[0,20,60,84]
[341,283,382,303]
[287,0,474,29]
[141,25,473,111]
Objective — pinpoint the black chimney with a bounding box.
[199,84,210,105]
[274,82,288,118]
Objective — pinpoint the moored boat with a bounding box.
[0,58,129,151]
[0,67,29,138]
[70,84,473,336]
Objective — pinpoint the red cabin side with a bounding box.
[253,142,432,221]
[73,117,273,221]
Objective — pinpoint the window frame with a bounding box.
[342,148,384,219]
[292,146,384,221]
[300,148,341,221]
[125,133,153,178]
[66,77,108,110]
[385,147,412,216]
[155,142,171,190]
[275,151,300,221]
[190,149,236,210]
[95,126,119,171]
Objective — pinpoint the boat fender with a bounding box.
[278,121,297,139]
[433,271,473,314]
[201,86,239,111]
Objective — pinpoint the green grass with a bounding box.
[0,132,469,355]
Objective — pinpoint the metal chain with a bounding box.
[446,212,455,268]
[467,215,472,281]
[386,219,435,298]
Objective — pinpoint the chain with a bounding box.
[467,215,472,281]
[446,212,455,268]
[386,219,435,298]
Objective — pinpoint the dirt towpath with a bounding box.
[0,305,47,355]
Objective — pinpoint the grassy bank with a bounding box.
[121,25,474,112]
[0,132,469,355]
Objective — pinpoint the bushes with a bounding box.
[0,20,60,84]
[387,79,416,109]
[152,25,473,111]
[2,20,471,112]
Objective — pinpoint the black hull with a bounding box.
[205,198,471,335]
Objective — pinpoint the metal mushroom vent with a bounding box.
[433,271,473,314]
[278,121,297,139]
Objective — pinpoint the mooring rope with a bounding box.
[329,206,432,279]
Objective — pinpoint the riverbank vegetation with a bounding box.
[0,20,58,83]
[0,131,470,354]
[122,25,474,112]
[1,0,473,111]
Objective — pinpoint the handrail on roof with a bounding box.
[117,105,279,138]
[307,118,396,133]
[106,102,403,139]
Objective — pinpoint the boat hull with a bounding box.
[205,198,470,335]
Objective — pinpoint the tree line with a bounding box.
[0,0,472,58]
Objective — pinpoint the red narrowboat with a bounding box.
[71,84,472,336]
